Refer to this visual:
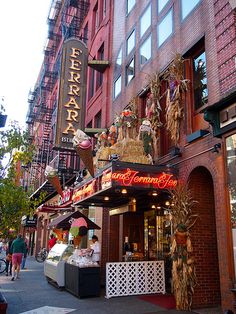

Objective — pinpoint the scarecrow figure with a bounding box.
[170,223,196,311]
[138,119,155,161]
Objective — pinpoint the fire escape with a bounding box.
[25,0,90,200]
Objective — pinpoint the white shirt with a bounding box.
[90,241,100,262]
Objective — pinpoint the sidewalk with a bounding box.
[0,257,222,314]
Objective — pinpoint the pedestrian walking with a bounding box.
[5,238,13,276]
[10,234,26,281]
[21,239,29,269]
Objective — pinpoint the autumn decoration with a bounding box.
[164,53,189,146]
[168,183,198,311]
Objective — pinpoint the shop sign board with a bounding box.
[58,188,73,206]
[21,215,37,227]
[72,179,96,203]
[54,39,88,150]
[72,164,177,204]
[111,168,177,189]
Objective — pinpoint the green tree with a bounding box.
[0,122,44,237]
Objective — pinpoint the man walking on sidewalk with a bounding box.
[10,234,26,281]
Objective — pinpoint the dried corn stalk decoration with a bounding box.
[147,72,163,131]
[168,184,198,311]
[145,73,163,157]
[164,54,189,146]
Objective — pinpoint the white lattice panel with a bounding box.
[105,261,165,298]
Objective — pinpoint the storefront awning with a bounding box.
[72,161,178,210]
[48,210,101,230]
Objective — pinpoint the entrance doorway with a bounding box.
[144,207,172,292]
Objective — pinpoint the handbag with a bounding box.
[6,253,12,262]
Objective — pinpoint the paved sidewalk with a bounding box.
[0,257,222,314]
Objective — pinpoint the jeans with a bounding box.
[21,256,27,269]
[6,260,12,275]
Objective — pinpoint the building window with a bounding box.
[193,51,208,110]
[158,0,170,13]
[96,43,104,89]
[140,4,151,38]
[157,9,173,47]
[126,58,135,85]
[92,3,99,37]
[226,134,236,277]
[95,110,102,128]
[127,30,135,55]
[114,48,122,79]
[181,0,201,20]
[114,76,122,99]
[88,66,95,100]
[83,23,88,45]
[102,0,106,19]
[116,48,122,66]
[140,35,151,65]
[127,0,135,14]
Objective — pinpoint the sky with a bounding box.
[0,0,52,128]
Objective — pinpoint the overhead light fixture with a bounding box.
[212,143,221,153]
[151,205,156,209]
[104,196,109,201]
[91,203,95,206]
[121,188,127,194]
[165,201,170,206]
[131,198,136,203]
[152,191,158,196]
[157,206,161,210]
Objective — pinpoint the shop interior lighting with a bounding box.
[152,191,158,196]
[157,206,161,210]
[165,201,170,206]
[131,198,136,203]
[104,196,110,201]
[121,188,127,194]
[151,205,156,209]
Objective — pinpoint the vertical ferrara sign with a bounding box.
[54,39,88,150]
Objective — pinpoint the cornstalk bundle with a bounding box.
[168,184,198,311]
[147,72,163,131]
[164,54,189,146]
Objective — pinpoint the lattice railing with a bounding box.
[105,261,165,298]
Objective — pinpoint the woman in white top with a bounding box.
[90,235,100,263]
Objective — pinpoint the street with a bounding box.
[0,257,221,314]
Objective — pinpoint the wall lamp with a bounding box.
[212,143,221,153]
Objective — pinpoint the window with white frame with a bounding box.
[116,48,122,66]
[126,58,135,84]
[114,76,122,98]
[127,30,135,55]
[127,0,135,14]
[140,4,151,38]
[181,0,201,20]
[158,0,170,13]
[140,35,151,65]
[157,9,173,47]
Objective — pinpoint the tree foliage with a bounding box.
[0,122,44,237]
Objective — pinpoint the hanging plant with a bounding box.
[168,183,198,311]
[164,53,189,146]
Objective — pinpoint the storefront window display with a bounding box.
[226,134,236,276]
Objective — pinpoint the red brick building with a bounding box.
[23,0,236,312]
[108,0,236,311]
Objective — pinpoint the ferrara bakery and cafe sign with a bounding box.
[54,39,88,150]
[72,163,178,204]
